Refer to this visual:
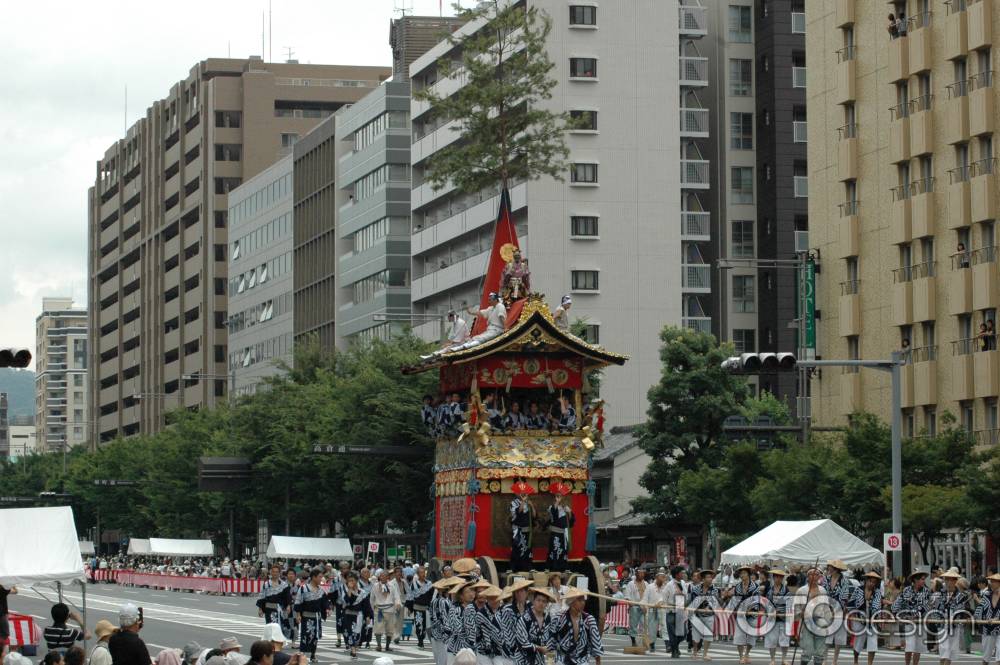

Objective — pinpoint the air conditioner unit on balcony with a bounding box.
[794,230,810,253]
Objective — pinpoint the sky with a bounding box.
[0,0,459,368]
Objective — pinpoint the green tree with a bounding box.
[677,441,765,538]
[632,326,750,522]
[965,446,1000,549]
[413,0,574,192]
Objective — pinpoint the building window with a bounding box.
[571,270,599,291]
[569,58,598,78]
[571,163,599,184]
[593,477,610,509]
[733,275,756,312]
[733,329,756,353]
[730,112,753,149]
[579,324,600,344]
[569,5,597,26]
[729,59,753,96]
[961,402,974,432]
[728,5,752,42]
[731,167,754,204]
[570,216,599,237]
[732,220,754,258]
[280,133,299,148]
[214,110,242,128]
[569,110,598,130]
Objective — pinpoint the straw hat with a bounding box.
[908,570,929,581]
[735,565,753,574]
[698,569,718,578]
[562,587,587,601]
[95,619,116,640]
[471,579,492,591]
[987,573,1000,582]
[768,569,788,577]
[452,558,478,574]
[939,570,962,580]
[433,577,463,591]
[863,571,883,581]
[530,587,558,602]
[450,580,475,595]
[508,579,534,594]
[827,559,848,571]
[480,585,504,599]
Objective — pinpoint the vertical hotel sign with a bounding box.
[804,258,816,351]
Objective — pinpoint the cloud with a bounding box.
[0,0,456,366]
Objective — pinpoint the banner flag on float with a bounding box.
[471,187,519,335]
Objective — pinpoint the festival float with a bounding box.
[403,189,628,625]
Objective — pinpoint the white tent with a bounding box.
[267,536,354,560]
[79,540,95,556]
[721,519,885,568]
[0,506,86,586]
[127,538,151,555]
[148,538,214,557]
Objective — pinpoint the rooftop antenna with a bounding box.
[394,0,413,16]
[283,46,295,62]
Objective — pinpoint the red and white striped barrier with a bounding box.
[222,578,263,594]
[118,571,225,593]
[605,603,629,630]
[716,610,735,637]
[6,614,40,647]
[87,568,118,582]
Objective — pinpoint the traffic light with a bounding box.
[721,352,797,373]
[0,348,31,368]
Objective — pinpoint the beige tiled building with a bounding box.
[807,0,1000,439]
[88,58,389,445]
[35,298,88,453]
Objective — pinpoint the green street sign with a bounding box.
[804,259,816,350]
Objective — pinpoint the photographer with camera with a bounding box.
[109,604,151,665]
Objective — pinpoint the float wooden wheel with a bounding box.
[577,555,607,630]
[477,555,499,586]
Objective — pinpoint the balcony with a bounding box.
[948,168,972,229]
[899,363,916,409]
[972,247,1000,310]
[680,159,710,189]
[910,178,935,238]
[892,270,914,325]
[969,73,994,136]
[680,108,709,138]
[679,57,708,87]
[944,5,969,59]
[793,121,808,143]
[888,113,910,164]
[968,0,993,50]
[889,35,909,83]
[836,0,854,26]
[681,211,711,241]
[907,13,933,74]
[838,125,858,181]
[971,158,997,222]
[678,5,708,36]
[911,345,938,406]
[840,371,861,415]
[791,12,805,34]
[945,82,970,144]
[683,317,712,334]
[890,185,912,245]
[792,67,807,89]
[838,213,860,258]
[948,258,973,314]
[909,97,934,155]
[835,49,856,104]
[793,176,808,198]
[681,264,711,292]
[952,340,976,401]
[974,348,1000,398]
[839,288,861,336]
[912,265,937,322]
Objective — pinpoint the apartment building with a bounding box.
[35,298,88,453]
[807,0,1000,437]
[88,58,389,444]
[0,393,6,457]
[408,0,682,427]
[389,15,465,77]
[333,82,414,344]
[227,156,294,395]
[8,416,38,458]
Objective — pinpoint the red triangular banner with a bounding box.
[471,188,518,335]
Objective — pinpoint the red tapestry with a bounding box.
[440,355,583,392]
[437,496,468,559]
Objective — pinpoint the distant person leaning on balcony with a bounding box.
[888,13,898,39]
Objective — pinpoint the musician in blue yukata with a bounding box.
[545,481,575,569]
[893,571,932,665]
[546,587,603,665]
[430,577,463,665]
[257,564,293,638]
[422,395,438,436]
[973,573,1000,665]
[933,570,969,665]
[337,570,372,661]
[823,559,854,665]
[688,569,720,661]
[448,581,478,665]
[522,587,555,665]
[510,479,536,572]
[294,567,330,664]
[556,395,576,432]
[851,571,884,665]
[762,569,791,665]
[505,402,527,431]
[722,565,760,665]
[408,565,434,649]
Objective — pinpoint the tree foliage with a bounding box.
[0,334,437,553]
[412,0,574,192]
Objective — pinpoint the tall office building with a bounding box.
[0,393,7,457]
[389,15,465,77]
[35,298,88,453]
[227,156,294,395]
[332,82,413,344]
[806,0,998,435]
[88,58,389,444]
[409,0,682,426]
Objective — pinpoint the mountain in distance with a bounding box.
[0,368,36,418]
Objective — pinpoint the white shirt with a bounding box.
[448,317,471,344]
[624,579,648,603]
[371,581,401,611]
[643,581,673,607]
[480,302,507,333]
[663,579,688,610]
